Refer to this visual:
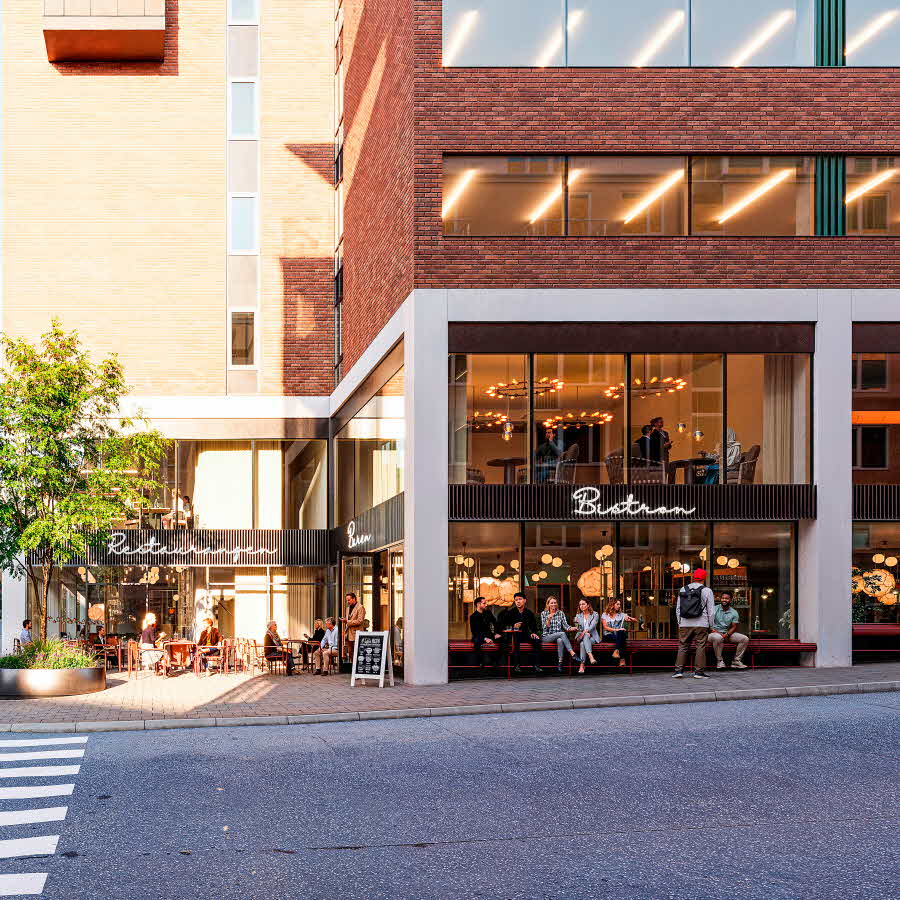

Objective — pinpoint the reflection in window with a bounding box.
[845,0,900,66]
[852,353,900,483]
[690,156,815,236]
[846,157,900,235]
[852,522,900,625]
[230,311,255,366]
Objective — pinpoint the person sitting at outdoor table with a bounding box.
[708,591,749,670]
[498,593,543,674]
[601,598,637,668]
[540,595,577,673]
[312,617,339,676]
[302,619,326,667]
[574,599,600,675]
[470,596,502,670]
[263,620,295,675]
[196,617,221,672]
[140,612,166,671]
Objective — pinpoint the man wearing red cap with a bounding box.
[673,568,716,679]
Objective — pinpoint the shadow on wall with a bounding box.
[52,0,179,76]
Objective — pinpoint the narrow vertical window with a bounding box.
[229,0,259,24]
[231,311,255,367]
[229,194,258,253]
[229,81,258,139]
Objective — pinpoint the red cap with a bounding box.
[693,568,707,581]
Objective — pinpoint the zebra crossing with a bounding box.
[0,736,88,897]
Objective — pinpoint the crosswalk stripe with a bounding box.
[0,836,59,859]
[0,785,74,800]
[0,766,80,779]
[0,750,85,763]
[0,738,87,748]
[0,807,67,827]
[0,873,48,896]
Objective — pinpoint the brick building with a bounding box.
[2,0,899,682]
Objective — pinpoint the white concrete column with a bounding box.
[797,290,852,667]
[403,290,449,685]
[1,569,28,654]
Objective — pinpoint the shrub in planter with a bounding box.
[0,639,98,670]
[0,640,105,698]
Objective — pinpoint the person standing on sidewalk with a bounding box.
[672,568,715,680]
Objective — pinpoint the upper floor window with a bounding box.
[442,0,814,67]
[852,352,900,484]
[846,0,900,65]
[846,157,900,235]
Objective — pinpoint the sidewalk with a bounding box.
[1,661,898,733]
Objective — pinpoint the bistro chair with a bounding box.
[162,641,195,677]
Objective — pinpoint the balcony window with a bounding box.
[846,0,900,65]
[846,157,900,235]
[852,353,900,483]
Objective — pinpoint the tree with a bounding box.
[0,321,167,640]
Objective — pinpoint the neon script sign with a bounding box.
[346,521,374,549]
[572,488,697,518]
[106,532,277,563]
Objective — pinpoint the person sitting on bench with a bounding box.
[709,592,749,670]
[601,598,637,668]
[574,599,600,675]
[470,596,501,670]
[498,593,543,674]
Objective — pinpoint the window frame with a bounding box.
[228,0,260,26]
[853,353,889,391]
[228,308,257,370]
[228,79,259,141]
[852,424,890,470]
[228,192,259,255]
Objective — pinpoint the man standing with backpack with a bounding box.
[672,568,716,680]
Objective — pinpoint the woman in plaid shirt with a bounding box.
[540,596,577,673]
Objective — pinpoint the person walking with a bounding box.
[574,598,600,675]
[601,598,636,668]
[673,568,716,680]
[540,596,577,673]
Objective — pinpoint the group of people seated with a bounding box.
[262,617,339,676]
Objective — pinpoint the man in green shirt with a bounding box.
[709,592,749,670]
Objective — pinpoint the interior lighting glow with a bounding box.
[845,168,898,204]
[716,168,793,224]
[846,9,900,56]
[729,9,794,67]
[632,10,686,67]
[441,168,477,218]
[527,169,583,224]
[535,10,584,68]
[622,169,684,223]
[443,10,479,66]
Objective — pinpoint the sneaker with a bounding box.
[672,670,684,678]
[732,660,748,670]
[533,665,543,674]
[716,661,727,670]
[693,671,711,680]
[513,665,522,674]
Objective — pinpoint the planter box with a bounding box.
[0,666,106,698]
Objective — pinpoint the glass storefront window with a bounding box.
[853,352,900,483]
[846,157,900,235]
[450,354,529,485]
[336,368,405,522]
[846,0,900,65]
[448,522,521,638]
[852,523,900,624]
[567,156,687,236]
[442,155,566,236]
[533,354,626,484]
[567,0,689,66]
[442,0,564,67]
[690,156,815,236]
[690,0,813,66]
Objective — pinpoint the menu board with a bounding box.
[350,631,394,688]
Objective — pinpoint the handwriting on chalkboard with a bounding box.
[355,635,384,676]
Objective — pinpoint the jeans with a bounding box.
[578,630,600,662]
[473,637,497,667]
[709,631,749,663]
[543,631,573,663]
[675,627,709,673]
[506,632,542,668]
[603,630,628,654]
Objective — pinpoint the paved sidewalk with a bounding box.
[0,660,897,732]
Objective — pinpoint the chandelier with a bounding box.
[604,375,687,400]
[485,375,563,399]
[542,410,615,428]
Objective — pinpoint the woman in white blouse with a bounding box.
[574,598,600,674]
[601,598,637,668]
[540,596,577,673]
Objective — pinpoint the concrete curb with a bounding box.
[1,680,897,735]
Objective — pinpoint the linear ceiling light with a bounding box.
[632,10,686,67]
[623,169,684,223]
[535,10,584,67]
[716,168,793,224]
[846,168,898,204]
[846,10,900,56]
[443,9,479,66]
[528,169,583,224]
[441,169,478,218]
[729,9,794,67]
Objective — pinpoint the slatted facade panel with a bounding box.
[450,484,817,522]
[854,485,900,521]
[333,493,405,554]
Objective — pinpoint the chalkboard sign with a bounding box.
[350,631,394,688]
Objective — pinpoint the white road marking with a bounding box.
[0,785,74,800]
[0,750,85,763]
[0,835,59,859]
[0,873,48,896]
[0,738,87,748]
[0,807,67,827]
[0,766,80,779]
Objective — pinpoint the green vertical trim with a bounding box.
[816,0,846,66]
[815,155,846,236]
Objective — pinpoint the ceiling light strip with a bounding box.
[622,169,684,223]
[729,9,794,67]
[443,9,479,67]
[846,9,900,57]
[632,10,686,67]
[716,168,793,224]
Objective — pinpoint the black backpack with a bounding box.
[678,584,706,620]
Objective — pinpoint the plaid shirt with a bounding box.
[541,609,571,636]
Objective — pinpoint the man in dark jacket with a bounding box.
[498,592,543,674]
[469,596,501,669]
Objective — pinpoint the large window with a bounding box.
[853,353,900,482]
[442,0,814,66]
[443,155,816,237]
[846,1,900,66]
[846,157,900,235]
[852,522,900,624]
[450,352,811,485]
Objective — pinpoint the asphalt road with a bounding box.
[1,693,898,900]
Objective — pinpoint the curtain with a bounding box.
[763,355,794,483]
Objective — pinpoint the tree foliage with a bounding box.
[0,321,167,639]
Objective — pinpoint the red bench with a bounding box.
[852,623,900,654]
[449,637,817,678]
